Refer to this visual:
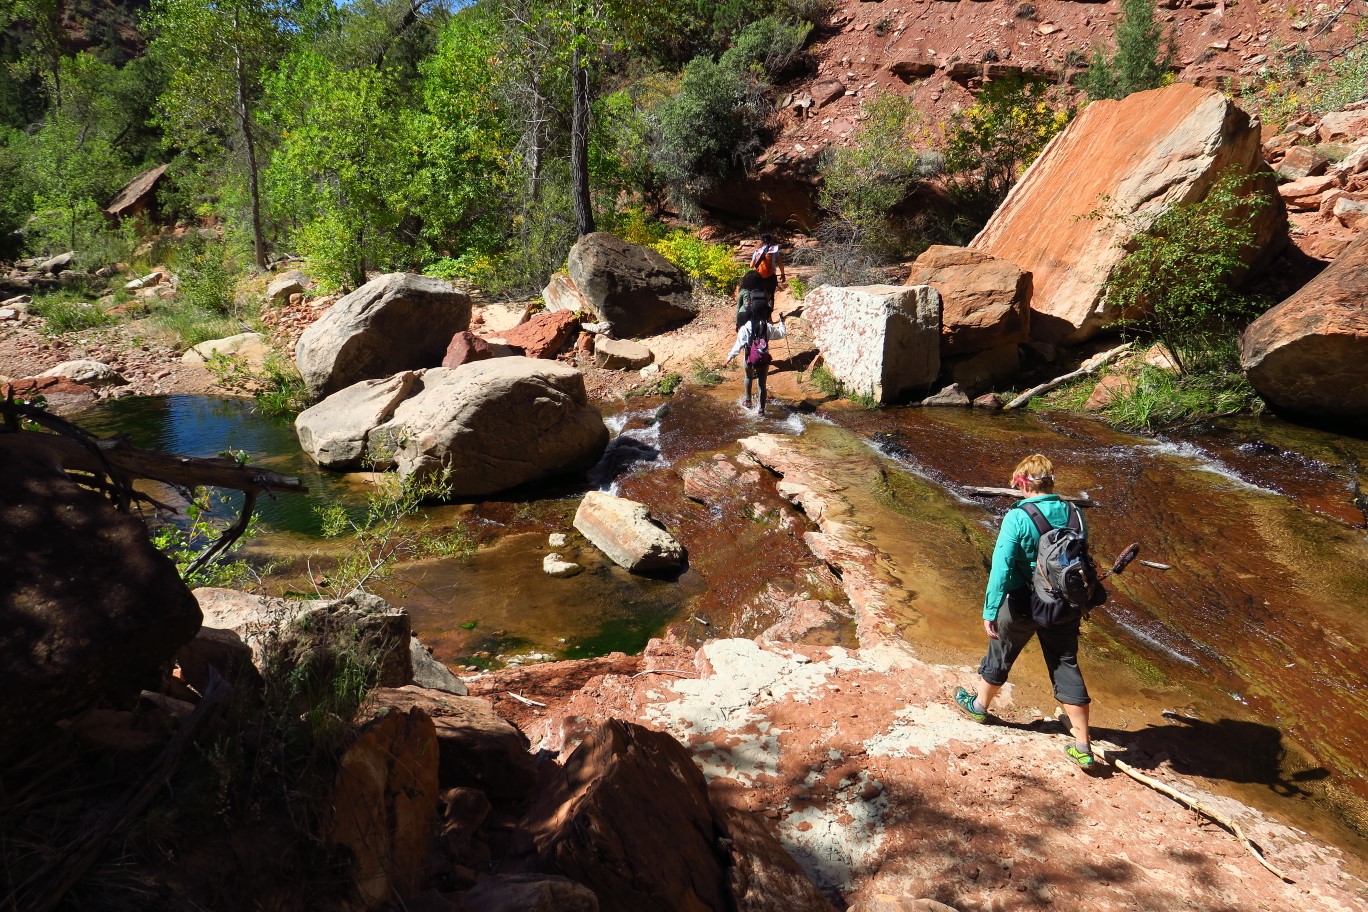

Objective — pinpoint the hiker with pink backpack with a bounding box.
[724,309,787,416]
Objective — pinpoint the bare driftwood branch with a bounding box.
[1002,342,1135,411]
[505,691,548,707]
[1092,744,1295,884]
[2,430,305,496]
[964,485,1099,506]
[3,398,305,571]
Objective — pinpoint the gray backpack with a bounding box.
[1017,502,1102,625]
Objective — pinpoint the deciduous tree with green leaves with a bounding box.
[147,0,294,271]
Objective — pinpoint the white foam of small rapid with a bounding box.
[1138,439,1279,495]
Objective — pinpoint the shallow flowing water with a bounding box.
[75,391,1368,851]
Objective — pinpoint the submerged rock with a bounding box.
[295,273,471,398]
[573,491,685,574]
[544,553,585,578]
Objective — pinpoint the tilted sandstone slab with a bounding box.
[904,245,1030,356]
[367,358,609,495]
[805,284,941,404]
[295,273,471,398]
[573,490,685,574]
[1241,230,1368,421]
[971,83,1287,344]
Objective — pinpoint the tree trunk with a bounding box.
[234,12,268,272]
[569,42,594,237]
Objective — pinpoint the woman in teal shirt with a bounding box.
[955,454,1097,770]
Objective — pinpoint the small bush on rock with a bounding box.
[1096,168,1271,369]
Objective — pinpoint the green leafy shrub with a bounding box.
[818,93,942,261]
[314,469,473,598]
[808,364,877,408]
[719,15,812,81]
[151,487,261,588]
[690,357,723,385]
[207,351,310,417]
[1103,357,1260,431]
[651,56,765,213]
[1097,168,1272,366]
[150,298,242,348]
[1078,0,1175,100]
[944,75,1071,230]
[651,230,745,293]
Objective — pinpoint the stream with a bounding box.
[74,390,1368,856]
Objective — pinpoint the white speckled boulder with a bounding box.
[805,284,941,404]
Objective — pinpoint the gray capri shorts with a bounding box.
[977,588,1091,706]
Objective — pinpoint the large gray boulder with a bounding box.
[573,491,685,574]
[805,284,942,404]
[566,233,697,338]
[295,371,419,469]
[367,358,609,496]
[295,273,471,398]
[0,449,201,750]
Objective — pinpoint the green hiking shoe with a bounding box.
[954,686,987,724]
[1066,744,1097,770]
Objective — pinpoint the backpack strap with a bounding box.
[1016,502,1054,538]
[1065,503,1083,533]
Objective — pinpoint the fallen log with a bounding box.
[964,485,1098,506]
[0,428,305,497]
[1092,743,1294,884]
[1002,342,1135,411]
